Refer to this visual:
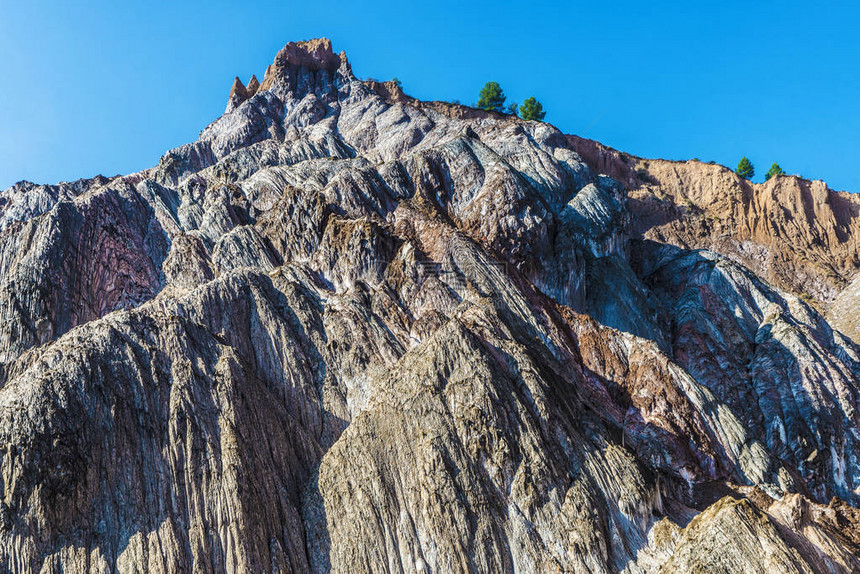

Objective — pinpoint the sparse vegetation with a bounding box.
[736,157,755,180]
[473,85,547,119]
[477,82,506,112]
[519,97,546,121]
[765,162,786,180]
[392,77,402,88]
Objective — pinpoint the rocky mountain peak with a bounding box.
[258,37,348,92]
[1,37,859,574]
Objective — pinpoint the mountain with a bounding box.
[0,38,858,573]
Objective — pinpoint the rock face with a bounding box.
[566,135,860,313]
[0,38,858,573]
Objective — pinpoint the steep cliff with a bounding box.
[567,135,860,318]
[0,38,858,573]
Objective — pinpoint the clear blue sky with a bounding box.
[1,1,858,191]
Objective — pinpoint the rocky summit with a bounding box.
[0,38,859,573]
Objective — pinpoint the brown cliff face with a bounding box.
[0,39,858,573]
[568,136,860,322]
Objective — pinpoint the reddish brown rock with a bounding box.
[568,137,860,313]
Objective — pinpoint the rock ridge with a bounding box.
[0,37,858,573]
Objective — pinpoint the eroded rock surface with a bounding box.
[567,135,860,316]
[0,38,858,573]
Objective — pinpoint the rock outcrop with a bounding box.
[0,38,858,573]
[566,135,860,316]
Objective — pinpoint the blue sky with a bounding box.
[1,1,858,191]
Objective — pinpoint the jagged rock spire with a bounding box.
[225,38,348,113]
[226,76,249,113]
[226,74,261,113]
[259,37,349,92]
[229,76,247,100]
[246,74,260,97]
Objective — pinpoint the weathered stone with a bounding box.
[0,38,858,573]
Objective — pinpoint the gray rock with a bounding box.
[0,37,858,573]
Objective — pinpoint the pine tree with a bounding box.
[519,97,546,121]
[736,157,755,180]
[765,162,785,180]
[477,82,506,112]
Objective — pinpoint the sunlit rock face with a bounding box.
[0,38,858,573]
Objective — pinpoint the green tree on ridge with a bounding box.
[766,162,786,180]
[519,97,546,121]
[736,157,755,180]
[477,82,506,112]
